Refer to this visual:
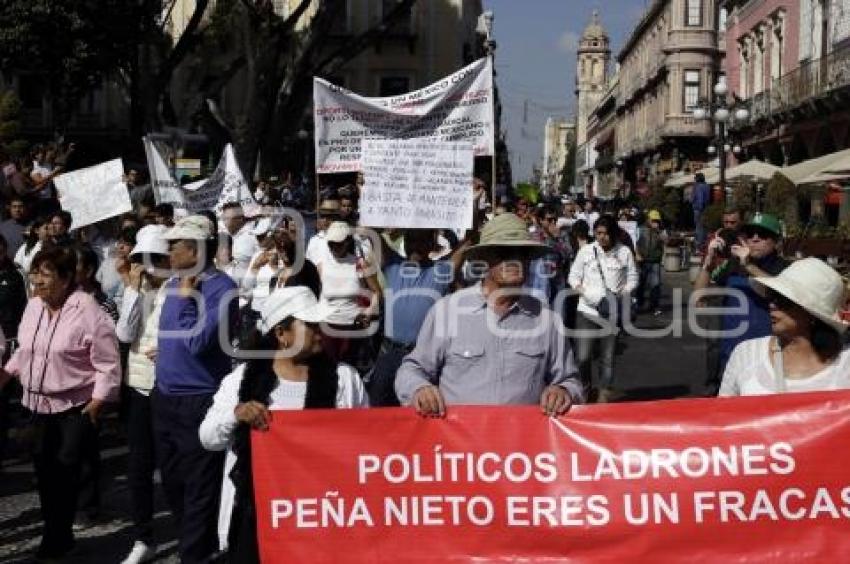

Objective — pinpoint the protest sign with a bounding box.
[359,139,474,230]
[313,58,493,173]
[185,144,261,216]
[54,159,132,228]
[145,142,261,216]
[253,391,850,562]
[142,136,184,206]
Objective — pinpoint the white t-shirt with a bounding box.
[305,232,329,265]
[198,362,368,551]
[720,336,850,396]
[317,253,364,325]
[15,241,41,274]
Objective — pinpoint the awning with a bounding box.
[594,128,615,151]
[783,148,850,185]
[663,171,689,187]
[725,160,780,182]
[664,166,720,187]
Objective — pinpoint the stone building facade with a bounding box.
[616,0,723,187]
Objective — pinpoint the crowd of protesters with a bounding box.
[0,150,848,564]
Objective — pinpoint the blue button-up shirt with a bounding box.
[395,284,583,405]
[156,268,238,395]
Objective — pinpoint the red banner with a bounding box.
[252,392,850,562]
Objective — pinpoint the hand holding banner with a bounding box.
[253,392,850,562]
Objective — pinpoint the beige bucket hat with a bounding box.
[464,213,545,261]
[751,257,849,333]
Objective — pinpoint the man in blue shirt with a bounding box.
[153,215,237,563]
[690,173,712,249]
[695,213,787,388]
[368,230,465,406]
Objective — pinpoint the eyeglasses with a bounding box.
[765,290,796,310]
[742,227,774,241]
[542,217,557,223]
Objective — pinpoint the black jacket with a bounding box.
[0,262,26,339]
[227,354,339,563]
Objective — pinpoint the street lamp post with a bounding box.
[692,78,749,203]
[480,10,497,205]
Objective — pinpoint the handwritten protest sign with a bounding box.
[359,139,473,230]
[313,58,493,173]
[54,159,132,228]
[253,392,850,562]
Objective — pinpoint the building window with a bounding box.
[380,76,410,96]
[685,0,702,27]
[684,70,701,112]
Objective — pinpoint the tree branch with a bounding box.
[156,0,210,88]
[316,0,418,75]
[281,0,313,33]
[158,0,179,34]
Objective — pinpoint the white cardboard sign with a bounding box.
[359,139,474,230]
[54,159,132,228]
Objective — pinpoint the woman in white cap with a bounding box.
[314,221,381,371]
[199,286,368,562]
[116,225,173,564]
[719,258,850,396]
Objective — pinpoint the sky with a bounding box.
[483,0,651,182]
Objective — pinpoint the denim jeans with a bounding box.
[638,262,662,310]
[694,209,706,248]
[574,313,618,391]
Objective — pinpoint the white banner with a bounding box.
[313,58,493,174]
[54,159,132,229]
[359,139,473,230]
[142,136,184,206]
[142,141,261,216]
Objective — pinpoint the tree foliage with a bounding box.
[169,0,419,175]
[0,90,27,157]
[0,0,423,174]
[559,140,576,193]
[0,0,162,128]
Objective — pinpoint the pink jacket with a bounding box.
[2,290,120,414]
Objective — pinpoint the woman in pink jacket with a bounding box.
[0,245,121,559]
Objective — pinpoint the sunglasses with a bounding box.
[742,227,775,240]
[765,290,796,310]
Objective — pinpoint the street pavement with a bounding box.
[0,271,706,563]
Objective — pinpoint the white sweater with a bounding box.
[568,241,638,319]
[116,284,167,394]
[719,336,850,396]
[199,362,369,550]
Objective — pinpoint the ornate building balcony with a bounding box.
[743,43,850,124]
[660,115,714,139]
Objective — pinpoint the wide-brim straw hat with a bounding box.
[751,257,849,334]
[318,199,341,214]
[465,213,546,261]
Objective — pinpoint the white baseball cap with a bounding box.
[325,221,353,243]
[161,215,215,240]
[257,286,332,334]
[130,225,170,257]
